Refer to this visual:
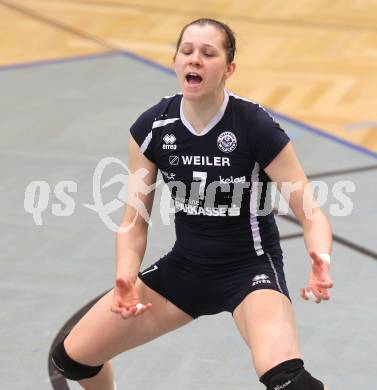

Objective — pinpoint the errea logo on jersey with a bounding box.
[163,134,177,150]
[252,274,271,287]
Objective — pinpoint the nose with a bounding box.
[189,50,201,67]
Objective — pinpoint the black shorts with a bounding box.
[138,245,290,319]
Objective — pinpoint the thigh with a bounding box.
[233,289,300,377]
[64,278,193,366]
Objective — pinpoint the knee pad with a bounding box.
[259,359,324,390]
[51,339,103,380]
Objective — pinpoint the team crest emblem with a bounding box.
[217,131,237,153]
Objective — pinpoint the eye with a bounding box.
[180,46,192,55]
[203,49,217,57]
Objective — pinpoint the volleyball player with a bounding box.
[52,18,333,390]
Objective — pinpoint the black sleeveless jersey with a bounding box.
[130,90,290,264]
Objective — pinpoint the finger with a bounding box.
[313,287,334,303]
[311,288,323,303]
[133,308,145,317]
[300,288,309,300]
[121,305,138,318]
[120,308,129,319]
[123,303,137,311]
[110,306,121,314]
[316,280,334,289]
[129,306,138,314]
[133,303,144,316]
[313,292,322,303]
[309,290,321,303]
[139,302,152,310]
[321,293,330,300]
[110,301,123,313]
[133,303,152,317]
[120,308,134,319]
[316,288,330,300]
[302,288,322,303]
[301,288,318,302]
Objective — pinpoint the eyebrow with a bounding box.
[181,42,217,49]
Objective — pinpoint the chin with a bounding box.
[181,85,208,101]
[182,92,203,101]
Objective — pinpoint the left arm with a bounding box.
[264,142,334,303]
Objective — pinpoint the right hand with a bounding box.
[110,277,152,319]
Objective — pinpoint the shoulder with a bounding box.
[227,91,277,126]
[227,90,260,118]
[132,93,182,129]
[129,93,181,162]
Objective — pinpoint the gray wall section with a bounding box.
[1,53,376,389]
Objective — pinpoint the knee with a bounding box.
[259,359,324,390]
[51,338,103,381]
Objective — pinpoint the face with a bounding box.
[174,24,235,101]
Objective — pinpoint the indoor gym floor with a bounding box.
[0,1,377,389]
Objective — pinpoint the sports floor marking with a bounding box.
[307,165,377,179]
[0,0,377,158]
[281,214,377,261]
[0,51,117,72]
[37,0,377,33]
[0,0,120,51]
[48,208,377,389]
[1,0,377,157]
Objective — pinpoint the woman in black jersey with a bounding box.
[52,18,333,390]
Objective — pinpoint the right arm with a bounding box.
[116,136,158,283]
[111,136,157,318]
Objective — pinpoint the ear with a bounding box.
[224,62,236,80]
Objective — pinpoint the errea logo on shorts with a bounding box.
[163,134,177,150]
[252,274,271,286]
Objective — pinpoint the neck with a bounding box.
[182,89,225,134]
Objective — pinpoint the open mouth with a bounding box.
[185,72,203,85]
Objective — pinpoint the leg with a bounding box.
[233,289,329,389]
[58,277,193,389]
[233,289,300,377]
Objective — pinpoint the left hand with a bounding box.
[300,250,334,303]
